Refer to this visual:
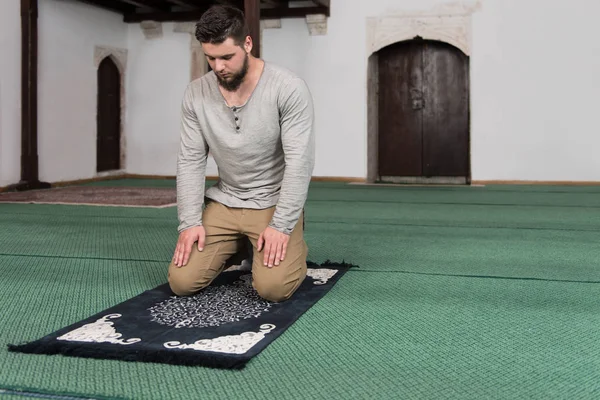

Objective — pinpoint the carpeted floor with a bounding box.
[1,180,599,399]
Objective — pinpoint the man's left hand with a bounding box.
[257,226,290,267]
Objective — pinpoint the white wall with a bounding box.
[126,0,600,181]
[470,0,600,181]
[4,0,599,184]
[37,0,127,183]
[125,23,219,176]
[261,0,600,181]
[264,0,475,178]
[0,0,22,187]
[125,0,424,179]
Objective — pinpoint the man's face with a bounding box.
[202,37,251,92]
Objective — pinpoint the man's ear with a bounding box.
[244,36,253,54]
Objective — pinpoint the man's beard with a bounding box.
[217,54,249,92]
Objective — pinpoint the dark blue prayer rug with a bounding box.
[8,261,353,369]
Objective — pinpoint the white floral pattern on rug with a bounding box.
[306,268,338,285]
[164,324,276,354]
[57,314,140,345]
[54,268,339,351]
[148,275,272,329]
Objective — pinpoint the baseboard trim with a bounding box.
[111,174,365,183]
[4,176,598,192]
[0,175,366,192]
[472,180,600,186]
[379,176,467,185]
[310,176,366,183]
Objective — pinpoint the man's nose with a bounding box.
[215,60,226,72]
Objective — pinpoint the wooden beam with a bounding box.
[164,0,198,7]
[244,0,260,57]
[218,0,244,9]
[311,0,329,7]
[77,0,136,14]
[124,5,210,22]
[119,0,172,11]
[123,3,328,22]
[11,0,50,191]
[261,5,329,19]
[20,0,38,185]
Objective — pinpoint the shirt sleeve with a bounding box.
[176,84,209,233]
[269,77,316,235]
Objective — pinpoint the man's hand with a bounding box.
[173,226,206,267]
[257,226,290,268]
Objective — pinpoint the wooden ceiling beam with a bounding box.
[218,0,244,9]
[261,5,329,19]
[164,0,199,5]
[311,0,329,7]
[77,0,136,14]
[123,4,210,21]
[118,0,172,11]
[121,0,329,22]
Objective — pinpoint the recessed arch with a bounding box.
[367,38,471,184]
[366,4,479,183]
[96,56,121,172]
[94,46,127,174]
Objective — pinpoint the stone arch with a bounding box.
[366,2,480,183]
[371,28,469,57]
[94,46,127,74]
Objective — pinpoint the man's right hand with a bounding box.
[173,226,206,267]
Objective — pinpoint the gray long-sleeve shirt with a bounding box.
[176,62,315,235]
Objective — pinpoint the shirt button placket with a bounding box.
[233,107,240,133]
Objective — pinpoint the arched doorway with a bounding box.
[96,56,121,172]
[375,39,470,184]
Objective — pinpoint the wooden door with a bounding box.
[378,41,423,177]
[378,39,469,182]
[97,57,121,172]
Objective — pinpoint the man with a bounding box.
[168,5,315,303]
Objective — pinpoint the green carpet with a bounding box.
[1,181,599,399]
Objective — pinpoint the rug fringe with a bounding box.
[307,259,359,269]
[7,341,247,369]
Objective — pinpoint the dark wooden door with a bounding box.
[97,57,121,172]
[378,39,469,180]
[378,40,423,177]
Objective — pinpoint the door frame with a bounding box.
[365,4,480,184]
[94,47,127,176]
[367,39,472,185]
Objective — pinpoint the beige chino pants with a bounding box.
[168,200,308,302]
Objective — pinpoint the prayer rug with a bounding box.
[0,186,176,208]
[8,261,353,369]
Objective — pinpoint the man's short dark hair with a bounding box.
[195,5,250,46]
